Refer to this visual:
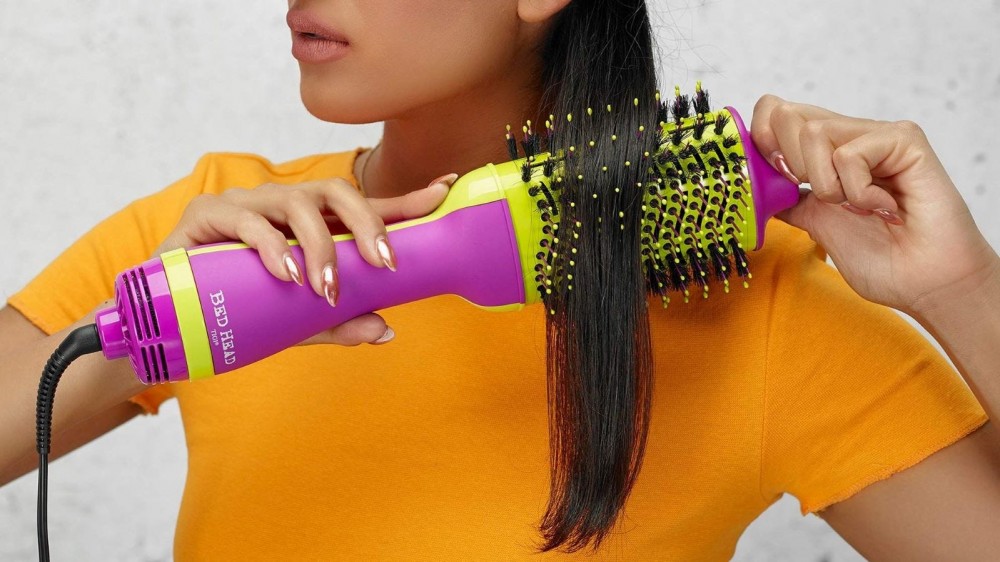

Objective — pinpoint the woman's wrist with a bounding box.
[907,251,1000,329]
[907,251,1000,433]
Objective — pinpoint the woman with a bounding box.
[1,0,998,559]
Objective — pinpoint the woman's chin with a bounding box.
[299,84,380,124]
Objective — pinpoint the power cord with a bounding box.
[36,324,103,562]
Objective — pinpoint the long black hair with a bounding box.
[529,0,662,554]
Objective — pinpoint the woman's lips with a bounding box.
[287,10,350,63]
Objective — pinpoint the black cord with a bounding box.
[36,324,103,562]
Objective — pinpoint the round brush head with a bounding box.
[503,82,799,311]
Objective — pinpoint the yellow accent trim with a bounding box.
[160,248,216,380]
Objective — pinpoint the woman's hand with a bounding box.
[153,174,456,346]
[750,94,1000,316]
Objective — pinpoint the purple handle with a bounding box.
[725,106,801,250]
[189,199,525,375]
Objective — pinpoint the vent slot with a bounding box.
[122,273,144,342]
[157,343,169,382]
[140,346,152,383]
[138,267,161,338]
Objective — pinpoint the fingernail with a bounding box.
[371,326,395,345]
[840,202,872,216]
[283,252,304,286]
[427,173,459,189]
[873,208,905,225]
[322,264,338,307]
[769,151,802,185]
[375,234,397,272]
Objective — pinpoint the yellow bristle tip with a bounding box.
[587,107,593,116]
[606,104,612,112]
[588,140,595,147]
[611,134,617,141]
[567,113,573,122]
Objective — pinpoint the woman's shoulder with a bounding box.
[188,147,367,194]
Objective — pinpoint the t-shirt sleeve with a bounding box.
[759,238,989,515]
[5,154,217,414]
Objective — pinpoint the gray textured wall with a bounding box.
[1,1,997,560]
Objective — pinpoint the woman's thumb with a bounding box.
[297,313,394,347]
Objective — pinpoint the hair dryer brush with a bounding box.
[87,83,798,385]
[32,83,798,560]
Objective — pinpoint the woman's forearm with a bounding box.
[909,256,1000,440]
[0,302,150,485]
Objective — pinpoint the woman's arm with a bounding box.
[749,93,1000,558]
[818,265,1000,561]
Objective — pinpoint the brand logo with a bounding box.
[209,290,237,365]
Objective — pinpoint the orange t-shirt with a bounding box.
[8,148,988,560]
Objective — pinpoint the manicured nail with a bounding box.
[769,150,802,185]
[375,234,396,272]
[283,252,304,286]
[426,173,459,189]
[841,202,872,216]
[874,208,905,225]
[322,264,338,307]
[371,326,395,345]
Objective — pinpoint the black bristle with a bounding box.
[537,181,559,216]
[728,238,750,279]
[521,161,532,183]
[657,101,670,126]
[713,113,730,136]
[506,134,519,160]
[707,243,730,282]
[686,247,709,292]
[694,87,711,115]
[671,91,691,122]
[694,116,711,141]
[667,251,688,293]
[543,159,556,177]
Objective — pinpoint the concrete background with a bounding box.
[1,1,997,560]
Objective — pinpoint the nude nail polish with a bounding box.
[322,264,338,307]
[371,326,395,344]
[375,234,397,272]
[874,208,904,225]
[283,252,304,286]
[841,202,872,216]
[769,151,802,185]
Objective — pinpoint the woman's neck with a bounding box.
[358,81,549,200]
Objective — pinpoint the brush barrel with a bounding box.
[95,199,525,383]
